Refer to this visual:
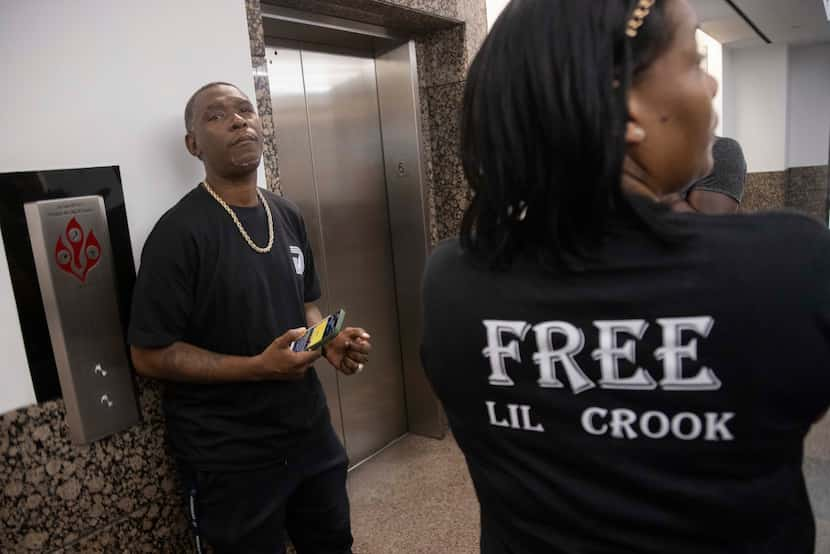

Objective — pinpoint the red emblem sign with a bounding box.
[55,217,101,283]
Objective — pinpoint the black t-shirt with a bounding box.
[129,185,325,471]
[422,204,830,553]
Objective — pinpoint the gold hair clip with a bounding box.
[626,0,656,38]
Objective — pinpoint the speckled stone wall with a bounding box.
[740,171,789,213]
[740,166,828,224]
[246,0,282,195]
[417,0,486,241]
[1,0,483,551]
[1,380,191,553]
[787,165,829,224]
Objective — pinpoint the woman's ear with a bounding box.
[625,121,647,144]
[625,90,648,145]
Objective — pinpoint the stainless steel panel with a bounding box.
[266,45,345,443]
[24,196,139,444]
[301,48,408,463]
[376,41,447,438]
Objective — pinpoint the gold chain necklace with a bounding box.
[202,180,274,254]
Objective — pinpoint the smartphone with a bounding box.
[291,309,346,352]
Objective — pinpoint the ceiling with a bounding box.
[690,0,830,48]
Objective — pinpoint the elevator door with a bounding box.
[267,44,408,464]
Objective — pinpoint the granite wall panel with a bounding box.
[740,166,829,225]
[253,55,281,194]
[415,26,466,89]
[786,165,828,224]
[425,81,469,241]
[740,171,788,213]
[1,380,190,552]
[260,0,459,31]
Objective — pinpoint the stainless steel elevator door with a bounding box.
[267,44,408,464]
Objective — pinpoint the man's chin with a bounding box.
[220,161,262,182]
[229,154,263,171]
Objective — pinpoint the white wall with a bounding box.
[723,42,830,172]
[721,45,735,143]
[723,44,790,173]
[787,42,830,168]
[697,30,724,137]
[485,0,510,28]
[0,0,260,413]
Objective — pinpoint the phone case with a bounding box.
[291,309,346,352]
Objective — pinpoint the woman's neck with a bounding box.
[621,157,660,202]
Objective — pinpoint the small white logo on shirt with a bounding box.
[289,246,304,275]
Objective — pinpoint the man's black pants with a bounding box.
[180,423,353,554]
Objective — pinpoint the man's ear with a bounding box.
[185,133,202,160]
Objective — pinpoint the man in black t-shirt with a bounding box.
[129,82,371,554]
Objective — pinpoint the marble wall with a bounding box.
[1,0,483,551]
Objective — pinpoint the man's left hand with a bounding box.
[324,327,372,375]
[662,192,697,213]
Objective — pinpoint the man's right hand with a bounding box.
[255,328,322,381]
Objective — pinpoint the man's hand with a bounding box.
[324,327,372,376]
[687,189,739,215]
[662,189,739,215]
[255,327,321,381]
[662,192,698,213]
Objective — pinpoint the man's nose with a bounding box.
[230,113,248,129]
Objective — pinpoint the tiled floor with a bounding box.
[348,413,830,554]
[348,434,480,554]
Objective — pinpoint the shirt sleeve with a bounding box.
[298,212,321,303]
[127,217,196,348]
[687,137,747,202]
